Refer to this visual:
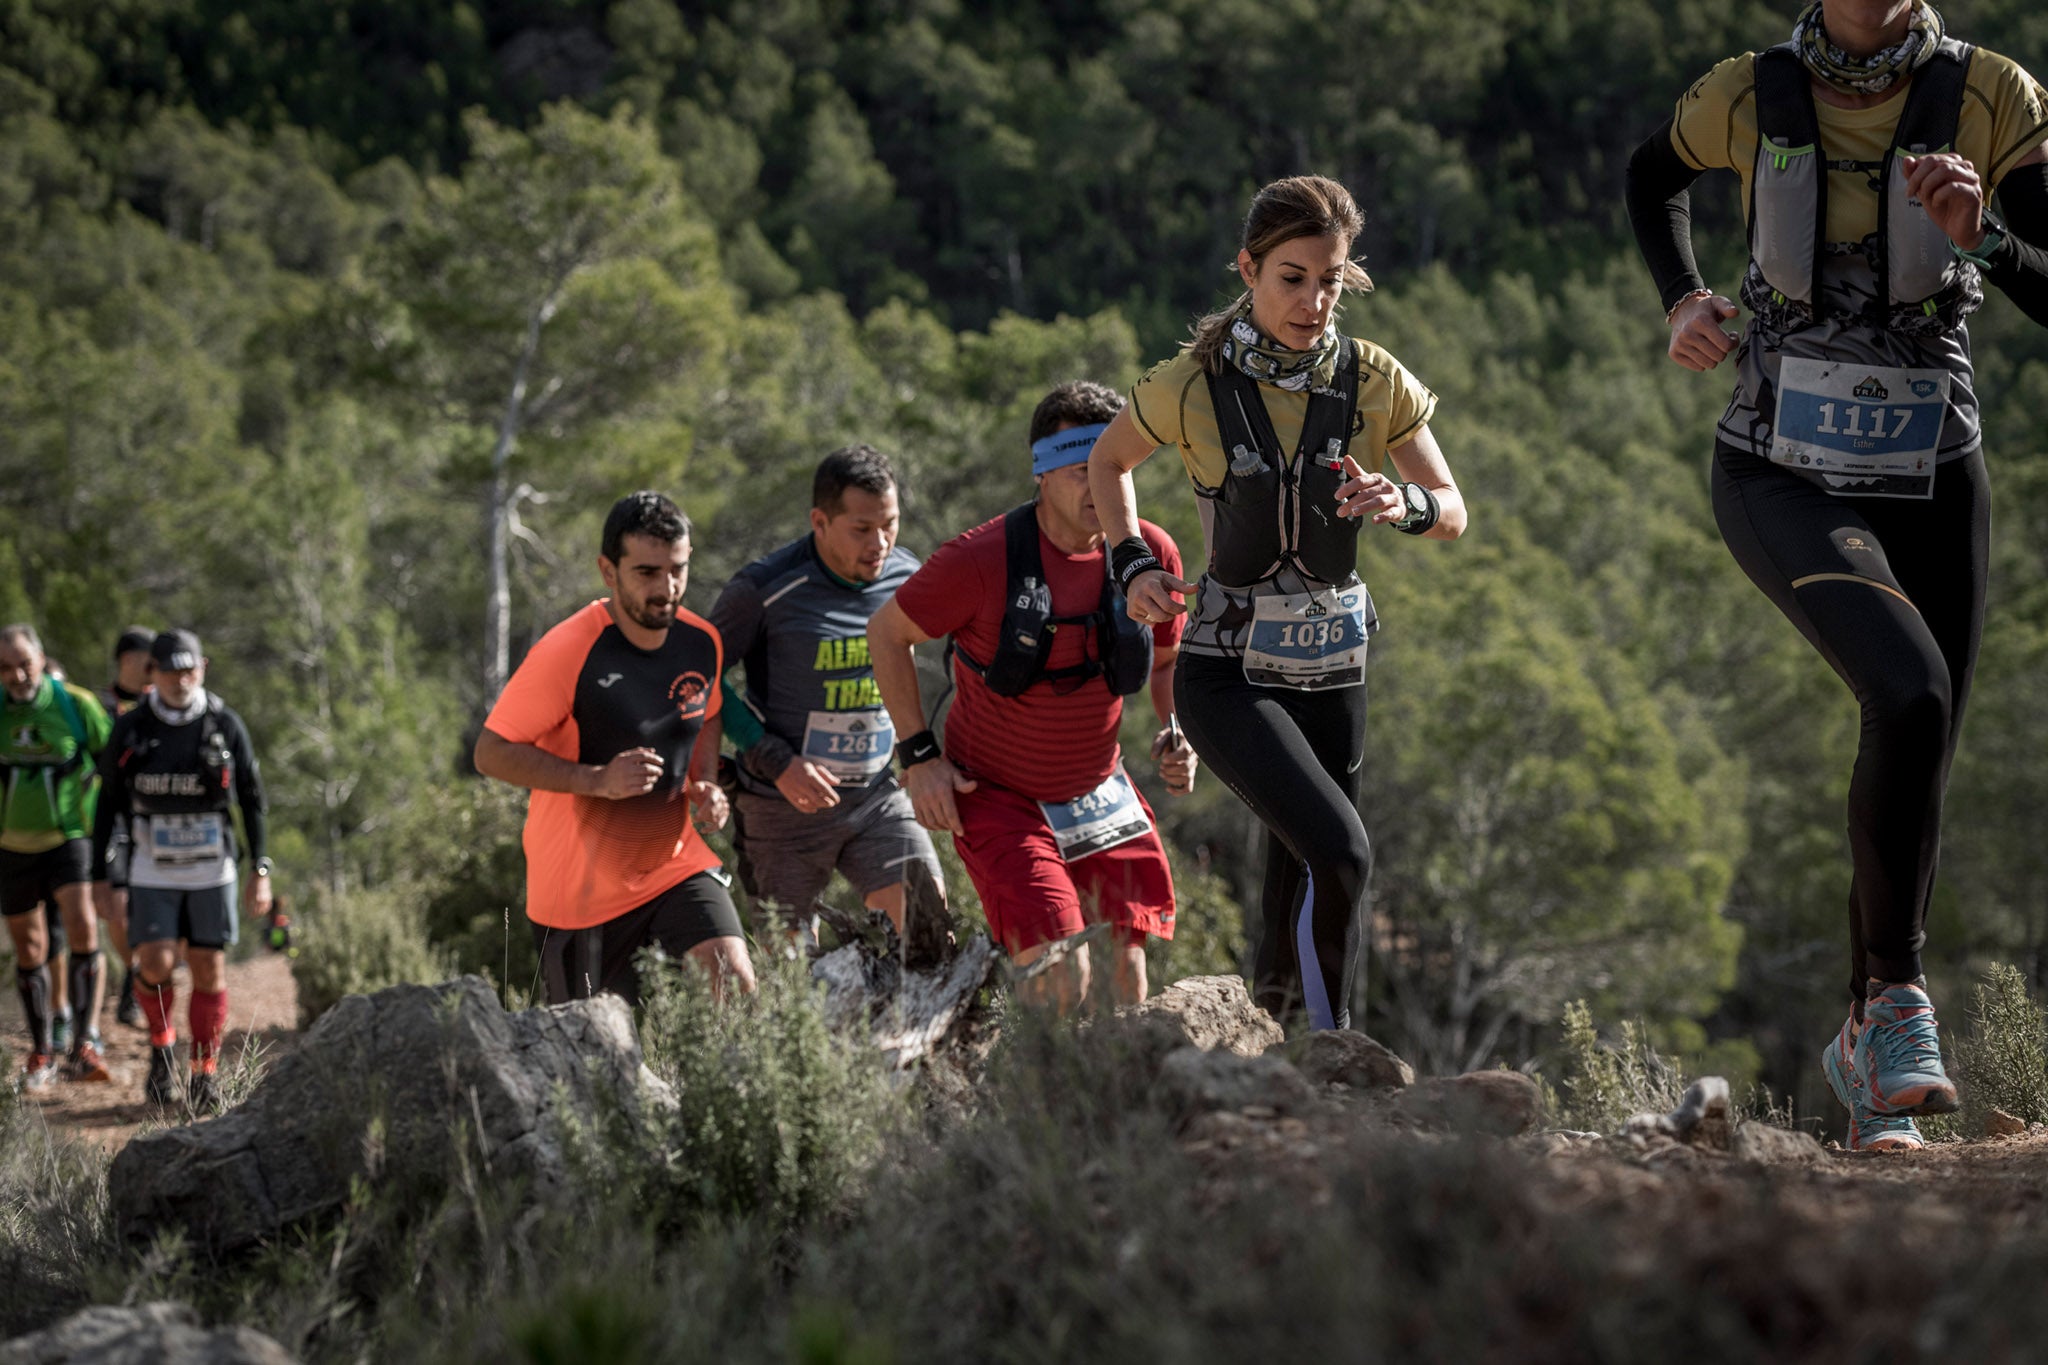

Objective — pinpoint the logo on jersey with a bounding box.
[668,671,710,718]
[596,673,623,688]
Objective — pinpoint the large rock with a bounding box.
[1120,975,1283,1058]
[1392,1071,1544,1137]
[1156,1046,1317,1119]
[1620,1076,1823,1165]
[108,977,666,1257]
[0,1302,294,1364]
[1297,1030,1414,1090]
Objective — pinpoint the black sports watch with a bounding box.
[895,730,942,771]
[253,857,274,877]
[1393,482,1440,536]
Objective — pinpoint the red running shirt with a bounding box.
[895,514,1181,803]
[484,600,724,930]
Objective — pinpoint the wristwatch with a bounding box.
[253,858,274,878]
[1953,218,2007,268]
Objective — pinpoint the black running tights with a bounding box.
[1176,653,1372,1030]
[1711,446,1989,1007]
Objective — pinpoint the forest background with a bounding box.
[6,0,2048,1117]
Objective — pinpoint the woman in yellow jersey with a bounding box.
[1626,0,2048,1150]
[1087,175,1467,1031]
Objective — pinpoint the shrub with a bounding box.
[1551,999,1687,1133]
[1936,961,2048,1135]
[290,883,454,1026]
[630,952,912,1235]
[1146,851,1247,988]
[0,1086,110,1338]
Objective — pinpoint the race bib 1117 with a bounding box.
[1770,358,1949,500]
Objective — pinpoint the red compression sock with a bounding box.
[188,989,228,1073]
[137,977,177,1048]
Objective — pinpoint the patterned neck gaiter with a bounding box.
[1793,0,1944,96]
[1218,300,1340,392]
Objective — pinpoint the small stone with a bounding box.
[1731,1121,1824,1166]
[1392,1071,1542,1137]
[0,1302,296,1364]
[1985,1107,2028,1138]
[1297,1030,1415,1090]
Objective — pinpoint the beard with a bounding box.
[623,594,677,631]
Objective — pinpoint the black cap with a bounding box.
[113,626,155,661]
[150,629,203,672]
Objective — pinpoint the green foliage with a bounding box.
[1146,847,1247,988]
[631,953,911,1234]
[1952,962,2048,1131]
[1551,999,1688,1134]
[290,884,455,1027]
[0,1087,108,1339]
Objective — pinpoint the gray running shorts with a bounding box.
[129,879,239,950]
[735,782,941,921]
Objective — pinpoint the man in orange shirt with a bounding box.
[475,491,753,1004]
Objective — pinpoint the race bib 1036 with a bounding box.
[1243,588,1369,690]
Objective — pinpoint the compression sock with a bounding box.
[15,964,51,1055]
[189,989,227,1073]
[137,975,177,1049]
[67,949,102,1046]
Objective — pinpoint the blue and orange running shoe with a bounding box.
[1854,981,1959,1117]
[1821,1017,1923,1152]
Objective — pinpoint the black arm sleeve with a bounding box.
[228,712,268,866]
[1986,161,2048,328]
[89,723,129,880]
[1626,120,1712,313]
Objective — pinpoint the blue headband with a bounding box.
[1030,422,1109,477]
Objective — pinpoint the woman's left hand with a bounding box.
[1903,153,1988,250]
[1335,456,1407,523]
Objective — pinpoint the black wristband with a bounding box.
[1108,536,1162,592]
[1394,482,1440,536]
[895,729,942,770]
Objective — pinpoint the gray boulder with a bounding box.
[1119,975,1284,1058]
[0,1302,294,1364]
[1392,1071,1544,1137]
[1297,1030,1415,1090]
[1156,1046,1317,1119]
[108,976,666,1257]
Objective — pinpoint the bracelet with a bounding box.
[1394,482,1440,536]
[1952,217,2007,268]
[1664,287,1713,325]
[1107,536,1162,593]
[895,730,942,771]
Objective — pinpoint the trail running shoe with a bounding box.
[1854,981,1960,1117]
[144,1045,180,1106]
[64,1038,113,1084]
[187,1069,222,1116]
[115,972,144,1029]
[1821,1017,1923,1152]
[19,1052,59,1092]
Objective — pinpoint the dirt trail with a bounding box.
[4,952,298,1150]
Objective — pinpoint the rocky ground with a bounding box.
[2,951,299,1148]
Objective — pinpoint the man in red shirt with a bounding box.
[868,382,1197,1011]
[475,492,753,1005]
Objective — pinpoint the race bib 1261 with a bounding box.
[1770,358,1950,500]
[800,708,895,783]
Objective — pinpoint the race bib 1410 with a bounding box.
[1040,767,1151,862]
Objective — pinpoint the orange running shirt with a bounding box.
[484,600,724,930]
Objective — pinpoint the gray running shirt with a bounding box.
[709,538,919,798]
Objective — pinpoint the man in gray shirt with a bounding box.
[710,445,942,946]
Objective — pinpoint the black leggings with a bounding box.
[1711,445,1989,1006]
[1176,653,1372,1030]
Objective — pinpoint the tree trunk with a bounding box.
[483,301,552,701]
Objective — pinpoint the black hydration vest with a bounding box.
[1201,335,1362,587]
[1748,38,1978,328]
[951,504,1152,698]
[118,697,234,818]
